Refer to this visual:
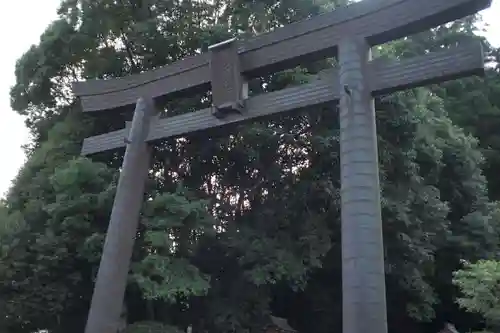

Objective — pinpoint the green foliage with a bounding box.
[3,0,500,333]
[126,321,184,333]
[0,204,25,244]
[0,156,116,331]
[453,260,500,330]
[0,115,116,332]
[132,188,214,302]
[133,256,211,301]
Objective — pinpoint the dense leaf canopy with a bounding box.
[2,1,500,333]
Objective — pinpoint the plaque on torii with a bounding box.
[74,0,492,332]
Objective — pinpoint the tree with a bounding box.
[0,112,117,332]
[390,19,500,331]
[453,260,500,332]
[2,0,500,332]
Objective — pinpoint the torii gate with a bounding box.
[73,0,492,332]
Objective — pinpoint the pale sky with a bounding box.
[0,1,499,198]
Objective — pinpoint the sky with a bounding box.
[0,1,500,198]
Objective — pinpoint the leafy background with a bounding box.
[2,0,500,332]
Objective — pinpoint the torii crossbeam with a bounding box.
[74,0,492,332]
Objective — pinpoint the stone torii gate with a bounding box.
[73,0,492,332]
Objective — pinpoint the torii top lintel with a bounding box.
[73,0,492,113]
